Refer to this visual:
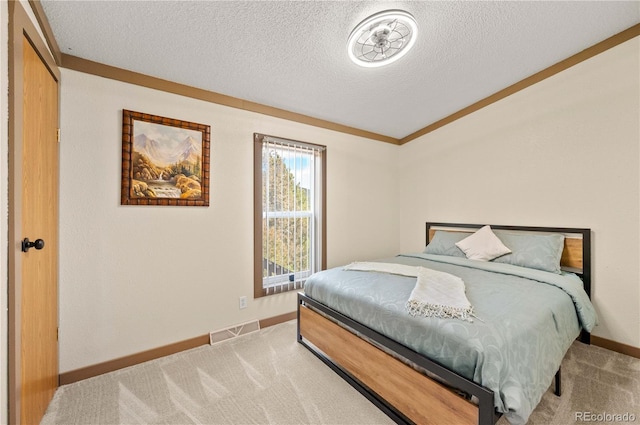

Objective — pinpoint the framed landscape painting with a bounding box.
[121,110,210,206]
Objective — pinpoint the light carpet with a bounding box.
[42,321,640,425]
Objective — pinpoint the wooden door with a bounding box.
[20,35,59,425]
[9,3,60,424]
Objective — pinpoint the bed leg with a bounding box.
[554,367,561,396]
[297,294,303,342]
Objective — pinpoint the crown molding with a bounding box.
[61,53,400,145]
[399,23,640,145]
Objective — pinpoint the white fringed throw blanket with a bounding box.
[343,262,474,321]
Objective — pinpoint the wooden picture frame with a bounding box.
[121,110,210,206]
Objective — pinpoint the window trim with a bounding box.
[253,133,326,299]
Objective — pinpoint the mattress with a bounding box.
[303,253,597,425]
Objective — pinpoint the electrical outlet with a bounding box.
[239,296,247,309]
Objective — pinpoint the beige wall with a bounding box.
[398,38,640,348]
[57,69,400,373]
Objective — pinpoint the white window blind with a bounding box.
[256,134,325,296]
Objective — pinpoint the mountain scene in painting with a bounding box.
[131,132,203,199]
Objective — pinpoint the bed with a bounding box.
[297,222,597,425]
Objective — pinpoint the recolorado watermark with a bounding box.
[575,411,637,422]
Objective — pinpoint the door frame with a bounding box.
[8,2,60,424]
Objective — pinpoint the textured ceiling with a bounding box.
[40,1,640,139]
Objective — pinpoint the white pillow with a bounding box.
[455,225,511,261]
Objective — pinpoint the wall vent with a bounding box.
[209,320,260,345]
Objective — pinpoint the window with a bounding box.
[254,133,326,298]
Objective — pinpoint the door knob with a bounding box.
[22,238,45,252]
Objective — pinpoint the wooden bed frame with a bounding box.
[297,222,591,425]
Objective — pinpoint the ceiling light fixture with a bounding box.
[347,9,418,68]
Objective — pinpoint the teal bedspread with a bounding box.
[303,253,597,425]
